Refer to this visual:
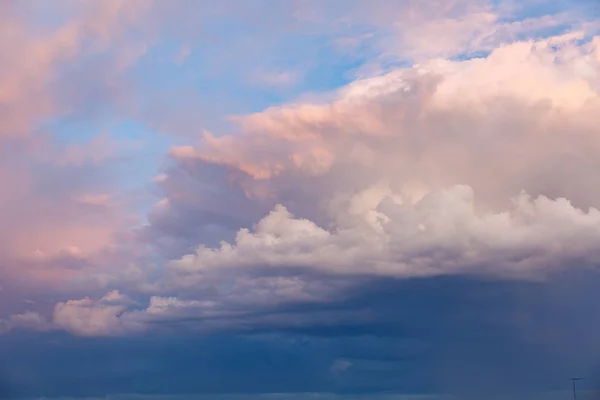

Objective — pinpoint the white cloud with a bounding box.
[53,290,142,336]
[168,186,600,279]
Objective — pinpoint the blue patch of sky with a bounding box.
[129,7,416,129]
[497,0,598,23]
[449,50,493,62]
[108,120,171,216]
[41,113,169,218]
[128,33,378,129]
[43,116,109,145]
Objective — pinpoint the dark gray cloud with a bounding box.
[3,271,600,399]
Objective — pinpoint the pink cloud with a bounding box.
[0,0,151,138]
[0,0,157,289]
[167,34,600,210]
[0,139,138,289]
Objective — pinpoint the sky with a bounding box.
[1,0,600,398]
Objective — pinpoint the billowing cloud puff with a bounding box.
[161,32,600,256]
[52,188,600,336]
[53,290,142,336]
[169,187,600,279]
[173,34,600,198]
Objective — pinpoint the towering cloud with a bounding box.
[40,31,600,336]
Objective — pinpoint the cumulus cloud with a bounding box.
[50,271,348,336]
[161,32,600,243]
[46,33,600,337]
[174,33,599,189]
[98,31,600,337]
[53,290,142,336]
[168,187,600,279]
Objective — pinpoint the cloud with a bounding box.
[176,32,599,181]
[168,187,600,279]
[1,0,600,355]
[88,31,600,338]
[282,0,600,76]
[50,273,345,337]
[0,311,51,334]
[51,184,600,336]
[250,70,303,89]
[53,290,141,336]
[158,32,600,257]
[0,0,158,290]
[0,0,151,138]
[0,140,138,287]
[0,0,170,297]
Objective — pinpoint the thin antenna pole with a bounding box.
[572,377,583,400]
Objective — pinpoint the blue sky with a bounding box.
[1,0,600,399]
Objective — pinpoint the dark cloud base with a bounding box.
[3,271,600,399]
